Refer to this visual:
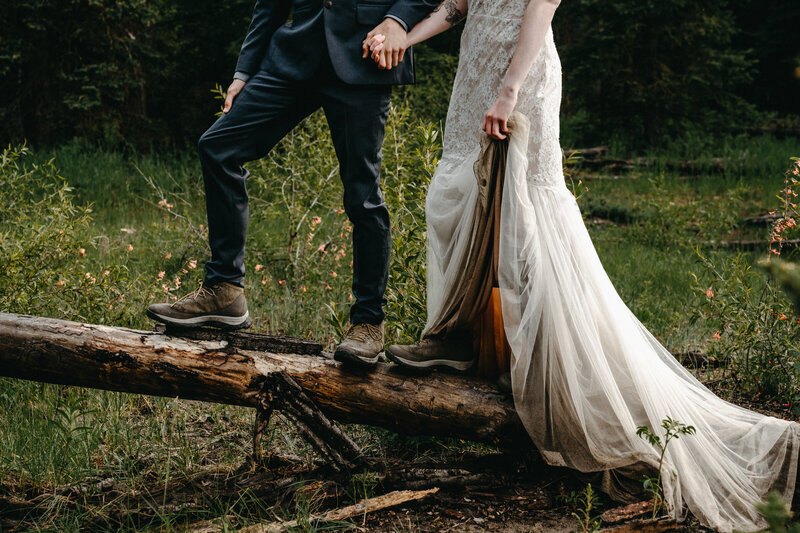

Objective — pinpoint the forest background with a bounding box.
[2,0,799,149]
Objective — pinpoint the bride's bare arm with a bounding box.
[407,0,468,46]
[365,0,467,69]
[483,0,560,139]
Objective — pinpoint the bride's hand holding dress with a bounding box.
[482,0,559,139]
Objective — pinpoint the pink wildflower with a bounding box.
[126,244,133,251]
[157,271,165,281]
[255,264,263,272]
[78,248,86,256]
[163,252,172,260]
[188,260,197,269]
[713,331,721,340]
[705,288,714,298]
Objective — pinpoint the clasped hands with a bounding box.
[362,20,515,140]
[361,18,408,70]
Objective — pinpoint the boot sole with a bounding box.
[385,346,473,373]
[333,348,381,368]
[146,309,252,331]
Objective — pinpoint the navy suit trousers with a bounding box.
[198,62,392,325]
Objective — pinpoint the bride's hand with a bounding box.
[483,87,518,140]
[364,34,388,68]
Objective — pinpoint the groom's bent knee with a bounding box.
[197,128,243,183]
[197,130,220,164]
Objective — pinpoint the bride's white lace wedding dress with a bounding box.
[422,0,800,531]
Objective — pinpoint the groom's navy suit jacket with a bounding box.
[234,0,437,85]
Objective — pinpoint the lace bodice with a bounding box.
[439,0,565,188]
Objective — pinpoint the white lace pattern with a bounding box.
[441,0,563,189]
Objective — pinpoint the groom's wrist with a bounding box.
[383,14,409,32]
[233,71,251,83]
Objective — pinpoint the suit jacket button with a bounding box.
[325,0,332,6]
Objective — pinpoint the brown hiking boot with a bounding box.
[334,322,384,367]
[146,281,251,330]
[385,335,474,372]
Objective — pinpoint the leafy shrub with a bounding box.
[396,44,460,126]
[692,158,800,411]
[0,144,163,326]
[756,492,800,533]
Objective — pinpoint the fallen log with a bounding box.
[702,238,800,251]
[579,156,727,175]
[0,313,528,448]
[567,146,610,158]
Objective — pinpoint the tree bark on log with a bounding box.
[0,313,529,447]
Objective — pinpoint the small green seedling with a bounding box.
[636,417,696,519]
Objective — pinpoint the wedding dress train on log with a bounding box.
[422,0,800,530]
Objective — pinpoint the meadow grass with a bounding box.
[2,122,798,531]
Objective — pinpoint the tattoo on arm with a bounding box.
[424,3,442,19]
[425,0,465,25]
[443,0,465,25]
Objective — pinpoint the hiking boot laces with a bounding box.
[173,281,216,307]
[345,323,382,343]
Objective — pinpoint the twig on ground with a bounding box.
[237,488,440,533]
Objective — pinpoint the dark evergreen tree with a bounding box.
[553,0,756,146]
[0,0,251,149]
[732,0,800,116]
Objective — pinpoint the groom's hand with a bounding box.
[223,79,247,114]
[362,18,407,70]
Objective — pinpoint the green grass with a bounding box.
[2,127,799,531]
